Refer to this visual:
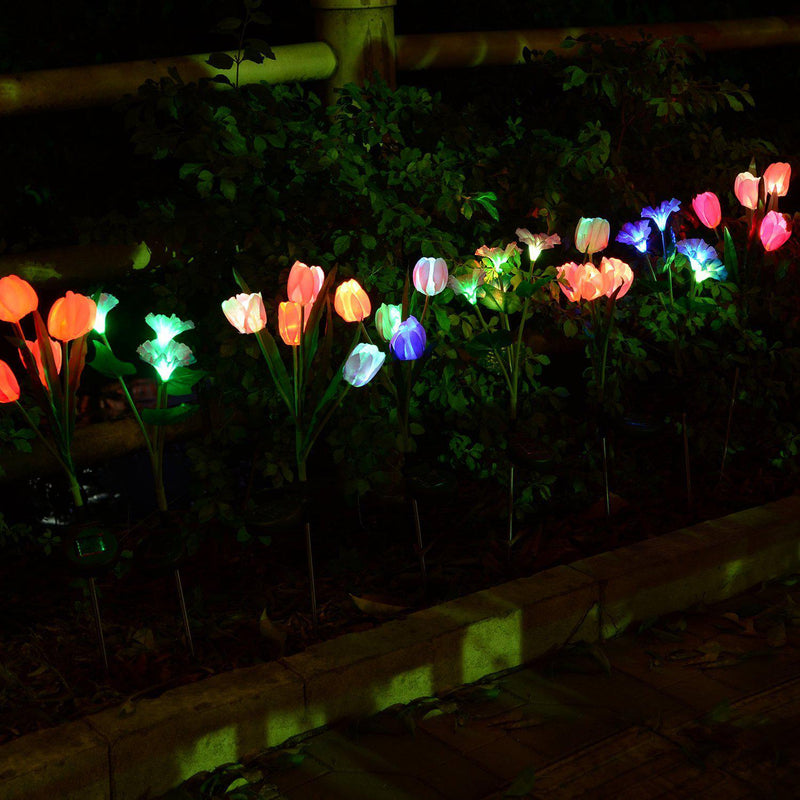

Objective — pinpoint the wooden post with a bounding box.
[312,0,397,105]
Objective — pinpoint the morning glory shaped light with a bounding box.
[616,221,652,254]
[675,239,728,283]
[93,293,119,335]
[145,313,196,348]
[137,339,196,382]
[641,198,681,232]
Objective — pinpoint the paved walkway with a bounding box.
[165,576,800,799]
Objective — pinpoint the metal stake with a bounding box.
[507,462,515,549]
[305,522,318,627]
[601,436,611,518]
[88,576,109,674]
[174,568,194,657]
[411,497,427,582]
[719,366,740,484]
[683,412,693,512]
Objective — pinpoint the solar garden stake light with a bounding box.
[225,263,384,626]
[89,300,202,656]
[718,366,740,485]
[452,235,559,550]
[556,227,634,520]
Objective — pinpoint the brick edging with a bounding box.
[3,495,799,799]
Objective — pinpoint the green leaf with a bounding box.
[220,178,236,202]
[207,51,235,70]
[563,319,579,338]
[479,285,522,314]
[140,404,198,426]
[722,226,738,283]
[465,329,514,355]
[333,234,351,257]
[215,17,242,31]
[516,275,552,298]
[166,367,206,396]
[89,340,137,378]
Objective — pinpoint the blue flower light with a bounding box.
[641,198,681,232]
[616,220,652,254]
[675,239,728,283]
[390,316,426,361]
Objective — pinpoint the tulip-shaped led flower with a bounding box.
[575,217,610,257]
[0,359,20,403]
[641,198,681,232]
[764,162,791,197]
[692,192,722,230]
[0,275,38,323]
[278,301,303,346]
[734,172,759,210]
[390,316,426,361]
[375,303,403,341]
[21,338,62,386]
[412,257,448,296]
[137,339,196,382]
[515,229,561,262]
[676,239,727,282]
[287,261,325,306]
[146,313,196,348]
[93,293,119,335]
[334,279,371,322]
[616,221,652,254]
[342,343,386,387]
[47,292,97,342]
[759,211,792,252]
[222,292,267,334]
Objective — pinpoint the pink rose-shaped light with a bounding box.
[692,192,722,229]
[222,292,267,334]
[287,261,324,306]
[764,162,791,197]
[412,257,448,296]
[556,262,604,302]
[759,211,792,252]
[734,172,759,210]
[599,257,634,299]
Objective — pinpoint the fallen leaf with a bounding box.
[259,610,287,656]
[349,594,408,618]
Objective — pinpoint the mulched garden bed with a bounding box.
[0,423,791,745]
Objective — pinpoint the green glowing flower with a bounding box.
[93,293,119,335]
[447,268,485,305]
[137,339,196,382]
[145,313,195,348]
[475,243,521,284]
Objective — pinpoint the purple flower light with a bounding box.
[390,316,426,361]
[616,220,652,254]
[641,198,681,232]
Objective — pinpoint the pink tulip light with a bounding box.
[692,192,722,229]
[412,257,448,296]
[759,211,792,252]
[734,172,759,210]
[287,261,324,306]
[763,162,791,197]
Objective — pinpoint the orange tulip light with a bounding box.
[20,338,63,386]
[734,172,759,210]
[692,192,722,229]
[759,211,792,252]
[763,162,791,197]
[47,291,97,341]
[0,359,20,403]
[0,275,38,323]
[287,261,325,306]
[334,279,371,322]
[278,301,303,346]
